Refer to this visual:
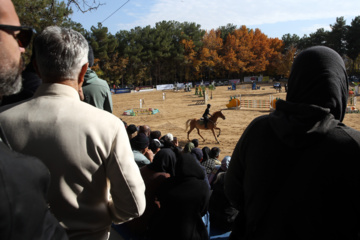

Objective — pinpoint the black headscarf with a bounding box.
[286,46,348,122]
[175,152,205,180]
[202,147,210,162]
[269,46,348,148]
[147,148,177,177]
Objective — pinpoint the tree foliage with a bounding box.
[12,0,360,85]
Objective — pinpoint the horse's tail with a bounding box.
[185,119,191,132]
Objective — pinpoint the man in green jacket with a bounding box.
[82,45,113,113]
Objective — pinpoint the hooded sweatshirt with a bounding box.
[82,69,113,113]
[225,46,360,240]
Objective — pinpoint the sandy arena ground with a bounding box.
[112,84,360,159]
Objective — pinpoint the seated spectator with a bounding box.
[160,133,176,150]
[209,156,231,186]
[191,147,203,162]
[150,130,161,140]
[139,125,151,137]
[165,133,174,142]
[191,138,199,148]
[149,138,163,155]
[126,124,138,140]
[209,172,239,233]
[190,145,211,190]
[148,152,210,240]
[209,147,221,165]
[113,148,177,239]
[131,133,152,167]
[201,146,216,175]
[183,142,195,153]
[202,146,210,163]
[172,136,182,152]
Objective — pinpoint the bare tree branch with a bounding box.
[66,0,105,13]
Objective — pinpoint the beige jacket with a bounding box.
[0,83,146,240]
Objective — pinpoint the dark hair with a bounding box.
[130,133,149,150]
[209,147,221,158]
[150,130,161,140]
[191,139,199,147]
[202,146,210,162]
[126,124,138,135]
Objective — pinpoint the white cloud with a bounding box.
[117,0,360,31]
[301,24,331,34]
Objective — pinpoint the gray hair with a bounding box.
[34,26,88,81]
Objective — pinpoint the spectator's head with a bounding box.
[150,130,161,140]
[221,156,231,171]
[147,148,177,177]
[0,0,33,97]
[160,133,174,149]
[191,139,199,148]
[172,136,179,147]
[126,124,138,139]
[130,133,149,152]
[175,152,205,179]
[149,138,163,154]
[34,26,89,84]
[202,146,210,162]
[165,133,173,142]
[286,46,348,122]
[138,125,151,136]
[183,142,195,153]
[191,148,203,162]
[209,147,221,159]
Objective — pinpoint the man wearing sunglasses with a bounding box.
[0,0,68,239]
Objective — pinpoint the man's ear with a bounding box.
[78,63,89,88]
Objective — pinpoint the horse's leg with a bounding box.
[187,125,194,141]
[211,128,219,143]
[196,127,206,142]
[214,127,221,137]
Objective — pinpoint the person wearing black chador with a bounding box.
[225,46,360,240]
[202,104,212,128]
[148,152,210,240]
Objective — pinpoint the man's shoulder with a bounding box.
[85,77,109,88]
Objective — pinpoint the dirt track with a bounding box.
[112,84,360,159]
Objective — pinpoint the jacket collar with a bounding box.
[34,83,80,100]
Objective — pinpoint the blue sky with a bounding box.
[69,0,360,39]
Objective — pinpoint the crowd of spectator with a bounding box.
[1,1,360,239]
[113,122,236,239]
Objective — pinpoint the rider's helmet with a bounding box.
[207,104,211,108]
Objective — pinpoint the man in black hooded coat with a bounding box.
[224,46,360,240]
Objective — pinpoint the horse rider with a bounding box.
[202,104,212,128]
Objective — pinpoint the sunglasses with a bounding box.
[0,24,34,48]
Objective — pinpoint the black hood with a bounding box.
[147,148,177,177]
[269,46,348,148]
[286,46,348,121]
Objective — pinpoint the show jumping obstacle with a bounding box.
[226,94,277,110]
